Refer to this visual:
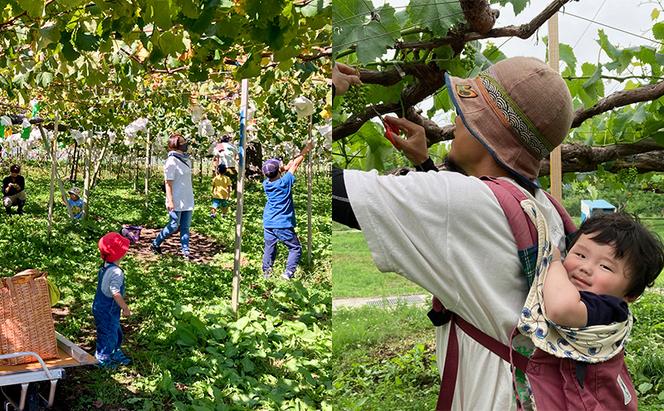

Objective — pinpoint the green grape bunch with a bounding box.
[461,43,477,72]
[340,85,369,116]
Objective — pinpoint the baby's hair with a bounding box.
[569,212,664,299]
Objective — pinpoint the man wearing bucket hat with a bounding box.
[332,57,574,409]
[93,232,132,368]
[261,141,313,280]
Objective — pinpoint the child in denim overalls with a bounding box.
[93,232,131,367]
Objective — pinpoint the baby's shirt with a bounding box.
[580,291,629,326]
[100,264,124,298]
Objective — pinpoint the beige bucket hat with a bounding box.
[446,56,573,185]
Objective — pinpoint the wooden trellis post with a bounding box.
[548,12,562,202]
[232,78,249,314]
[82,130,92,220]
[306,115,313,266]
[47,115,58,239]
[144,128,151,208]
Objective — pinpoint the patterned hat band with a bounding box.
[477,73,553,159]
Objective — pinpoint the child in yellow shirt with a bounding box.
[210,164,232,218]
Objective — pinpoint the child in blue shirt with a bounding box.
[66,187,84,219]
[261,141,313,280]
[93,232,132,368]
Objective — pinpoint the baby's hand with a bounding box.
[122,307,131,317]
[551,246,561,262]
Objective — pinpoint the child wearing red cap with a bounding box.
[93,232,131,367]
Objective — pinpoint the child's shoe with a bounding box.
[182,251,191,261]
[111,350,132,365]
[263,269,272,279]
[281,271,294,280]
[209,212,217,219]
[95,354,117,369]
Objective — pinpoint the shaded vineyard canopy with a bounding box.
[0,0,331,145]
[332,0,664,174]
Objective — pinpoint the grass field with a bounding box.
[332,305,438,411]
[332,215,664,409]
[332,223,426,299]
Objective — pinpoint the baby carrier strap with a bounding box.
[435,313,530,411]
[430,177,577,410]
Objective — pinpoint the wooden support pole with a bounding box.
[47,115,58,239]
[306,116,313,266]
[232,79,249,315]
[82,131,92,220]
[144,129,151,209]
[548,12,563,202]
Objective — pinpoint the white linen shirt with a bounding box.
[164,156,194,211]
[344,169,565,411]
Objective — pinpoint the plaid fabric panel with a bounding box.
[518,245,538,288]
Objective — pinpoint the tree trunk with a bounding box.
[244,141,263,179]
[144,129,151,209]
[82,131,92,220]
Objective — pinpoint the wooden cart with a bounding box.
[0,332,96,411]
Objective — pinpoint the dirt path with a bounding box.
[126,227,224,265]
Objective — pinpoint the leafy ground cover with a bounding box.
[332,305,437,411]
[0,164,331,410]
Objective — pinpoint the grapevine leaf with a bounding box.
[653,22,664,40]
[301,0,331,17]
[356,20,396,64]
[631,105,647,125]
[61,40,80,62]
[235,52,262,79]
[482,42,507,63]
[332,0,370,55]
[158,31,186,56]
[17,0,44,18]
[582,64,601,90]
[580,63,604,100]
[491,0,529,16]
[558,43,576,72]
[408,0,464,37]
[181,0,200,18]
[38,24,61,51]
[358,121,392,171]
[74,33,100,52]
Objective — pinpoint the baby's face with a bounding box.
[563,234,631,300]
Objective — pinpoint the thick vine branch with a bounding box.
[397,0,572,51]
[571,81,664,128]
[541,145,664,174]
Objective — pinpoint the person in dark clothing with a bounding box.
[2,164,26,215]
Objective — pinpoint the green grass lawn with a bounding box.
[332,223,426,299]
[332,305,437,411]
